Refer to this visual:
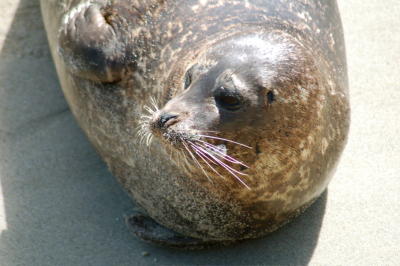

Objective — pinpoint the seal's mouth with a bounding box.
[168,130,252,189]
[136,99,253,189]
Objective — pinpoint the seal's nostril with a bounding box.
[158,113,179,128]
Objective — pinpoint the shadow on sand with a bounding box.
[0,1,326,265]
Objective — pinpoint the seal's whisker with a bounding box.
[136,133,144,142]
[169,129,220,134]
[191,143,250,189]
[138,131,145,142]
[150,96,159,112]
[192,146,226,180]
[179,147,192,173]
[197,134,252,149]
[192,146,216,166]
[136,128,147,136]
[135,128,142,136]
[140,134,147,146]
[192,144,248,177]
[143,105,155,114]
[194,143,230,166]
[146,134,153,147]
[138,129,152,146]
[140,115,153,119]
[138,124,148,131]
[194,140,250,168]
[195,130,220,134]
[135,125,145,133]
[182,141,213,183]
[137,122,147,127]
[143,133,148,146]
[189,142,218,165]
[136,124,144,130]
[135,104,155,147]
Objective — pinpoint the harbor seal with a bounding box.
[40,0,350,248]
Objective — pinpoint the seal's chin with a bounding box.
[157,129,195,148]
[153,127,253,189]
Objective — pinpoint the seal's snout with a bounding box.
[158,113,179,128]
[152,112,179,130]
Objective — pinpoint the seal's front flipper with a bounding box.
[58,1,137,83]
[126,213,223,250]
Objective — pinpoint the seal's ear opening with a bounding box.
[266,91,275,104]
[58,3,133,83]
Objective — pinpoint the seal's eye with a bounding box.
[214,87,242,111]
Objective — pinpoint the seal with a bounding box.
[40,0,350,248]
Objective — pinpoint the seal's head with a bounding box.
[139,31,328,190]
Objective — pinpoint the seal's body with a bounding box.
[41,0,349,248]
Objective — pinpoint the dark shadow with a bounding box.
[0,1,326,265]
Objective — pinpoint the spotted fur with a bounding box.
[41,0,350,245]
